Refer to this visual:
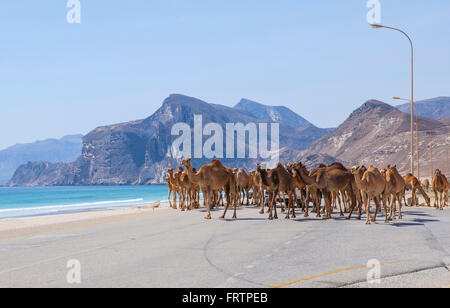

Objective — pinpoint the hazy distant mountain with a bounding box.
[396,96,450,119]
[234,99,313,129]
[299,100,449,174]
[8,95,328,186]
[0,135,82,185]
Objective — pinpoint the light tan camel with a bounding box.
[293,162,356,220]
[249,170,263,207]
[171,167,186,209]
[166,168,178,209]
[178,168,198,211]
[432,170,447,210]
[352,166,388,224]
[384,165,406,220]
[403,173,431,207]
[182,158,237,219]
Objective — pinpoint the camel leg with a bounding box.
[268,192,274,220]
[303,192,309,218]
[315,194,321,218]
[232,190,238,219]
[389,195,396,220]
[273,192,279,219]
[382,195,389,223]
[284,191,291,219]
[397,193,403,220]
[337,192,344,216]
[279,192,285,212]
[172,190,177,209]
[259,196,265,214]
[204,189,212,219]
[291,192,296,218]
[372,197,381,222]
[364,195,371,225]
[221,187,232,219]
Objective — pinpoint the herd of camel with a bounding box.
[165,159,449,224]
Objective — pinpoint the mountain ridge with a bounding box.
[0,134,83,185]
[7,95,329,186]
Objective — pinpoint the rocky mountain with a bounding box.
[0,135,82,185]
[396,96,450,119]
[234,99,313,129]
[8,95,330,186]
[298,100,449,176]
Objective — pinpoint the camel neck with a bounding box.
[295,168,315,186]
[185,166,202,185]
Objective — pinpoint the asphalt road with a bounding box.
[0,204,449,288]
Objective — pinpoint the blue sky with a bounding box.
[1,0,449,149]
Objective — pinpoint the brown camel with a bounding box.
[352,166,388,224]
[432,170,447,210]
[299,164,327,217]
[293,162,356,220]
[182,158,237,219]
[403,173,431,207]
[271,163,297,219]
[257,164,280,220]
[422,179,430,191]
[286,163,308,217]
[384,165,406,220]
[236,169,251,206]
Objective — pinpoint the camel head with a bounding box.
[167,168,174,176]
[286,163,293,173]
[174,168,183,178]
[181,158,192,169]
[351,166,365,178]
[256,164,263,172]
[292,162,304,170]
[387,165,398,173]
[385,166,398,181]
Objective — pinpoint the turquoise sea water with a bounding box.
[0,185,169,219]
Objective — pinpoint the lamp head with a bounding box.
[370,24,383,29]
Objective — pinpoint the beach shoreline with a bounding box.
[0,200,173,233]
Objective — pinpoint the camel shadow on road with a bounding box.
[391,218,440,227]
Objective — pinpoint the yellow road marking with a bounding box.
[270,255,445,288]
[0,209,174,240]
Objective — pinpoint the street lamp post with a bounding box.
[393,97,420,180]
[372,24,415,175]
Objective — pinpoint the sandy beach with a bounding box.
[0,200,173,233]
